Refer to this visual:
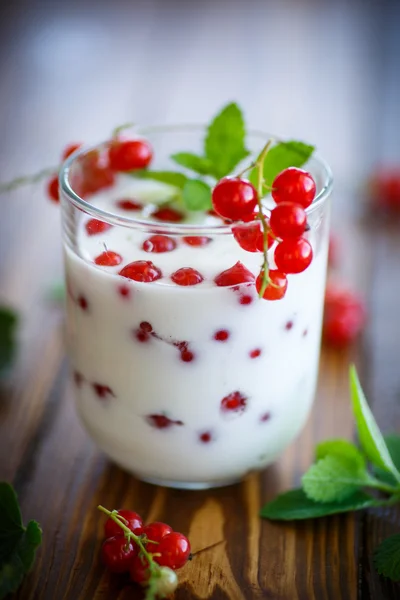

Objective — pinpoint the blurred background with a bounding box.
[0,0,400,596]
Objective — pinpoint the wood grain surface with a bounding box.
[1,0,400,598]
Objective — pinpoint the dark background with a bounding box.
[0,1,400,599]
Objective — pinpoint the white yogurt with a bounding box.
[64,175,329,488]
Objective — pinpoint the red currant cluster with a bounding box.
[100,507,190,597]
[211,166,317,300]
[46,138,153,203]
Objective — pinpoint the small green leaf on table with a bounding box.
[373,534,400,582]
[350,365,400,483]
[302,454,371,503]
[260,488,377,521]
[182,179,212,211]
[204,102,249,179]
[250,140,314,188]
[133,170,188,189]
[171,153,212,176]
[0,307,18,376]
[0,483,42,599]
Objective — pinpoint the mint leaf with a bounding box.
[249,140,314,188]
[302,454,370,503]
[373,534,400,581]
[133,170,188,189]
[171,153,212,176]
[204,102,249,178]
[0,483,42,600]
[350,366,400,483]
[47,281,65,304]
[260,488,377,521]
[182,179,212,211]
[0,307,18,376]
[316,439,366,470]
[373,435,400,486]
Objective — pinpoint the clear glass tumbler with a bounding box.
[60,126,333,489]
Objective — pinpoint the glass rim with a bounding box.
[59,124,333,236]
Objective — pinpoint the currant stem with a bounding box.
[0,165,59,194]
[255,140,273,298]
[112,122,136,138]
[97,505,158,576]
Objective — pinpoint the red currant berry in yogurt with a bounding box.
[272,167,316,209]
[101,536,137,573]
[47,176,59,203]
[142,235,176,253]
[116,198,143,211]
[214,261,255,287]
[155,532,191,570]
[119,261,162,282]
[274,238,313,274]
[270,202,307,239]
[104,510,143,538]
[94,251,122,266]
[183,236,212,247]
[212,177,258,221]
[85,219,112,236]
[214,329,230,342]
[147,414,183,428]
[171,267,203,286]
[220,391,247,414]
[108,139,153,171]
[151,206,185,223]
[256,270,288,300]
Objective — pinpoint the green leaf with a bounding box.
[204,102,249,178]
[47,281,65,304]
[0,483,42,600]
[171,152,213,176]
[133,170,188,189]
[249,140,314,188]
[302,454,370,503]
[373,534,400,581]
[373,435,400,486]
[316,439,366,470]
[182,179,212,211]
[260,488,377,521]
[350,366,400,483]
[0,307,18,376]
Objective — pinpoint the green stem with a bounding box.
[255,140,273,298]
[112,122,136,138]
[0,165,59,194]
[97,505,157,571]
[366,477,400,495]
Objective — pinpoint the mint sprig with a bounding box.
[0,307,18,377]
[260,366,400,582]
[0,483,42,599]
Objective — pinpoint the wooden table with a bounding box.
[1,0,400,598]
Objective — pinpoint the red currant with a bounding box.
[220,391,247,414]
[116,198,143,211]
[92,383,114,400]
[104,510,143,538]
[81,162,115,195]
[212,177,258,221]
[323,283,366,347]
[151,206,184,223]
[199,431,213,443]
[85,219,112,236]
[270,202,307,239]
[142,522,173,553]
[256,270,288,300]
[274,238,313,274]
[183,236,212,247]
[175,341,195,362]
[119,261,162,283]
[214,329,230,342]
[171,267,203,286]
[142,235,176,253]
[249,348,262,358]
[101,535,137,573]
[62,143,82,160]
[108,139,153,171]
[94,251,122,266]
[154,532,191,570]
[272,167,316,208]
[232,221,262,253]
[77,295,89,310]
[130,554,150,584]
[47,176,59,203]
[214,261,255,287]
[147,415,183,429]
[370,167,400,211]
